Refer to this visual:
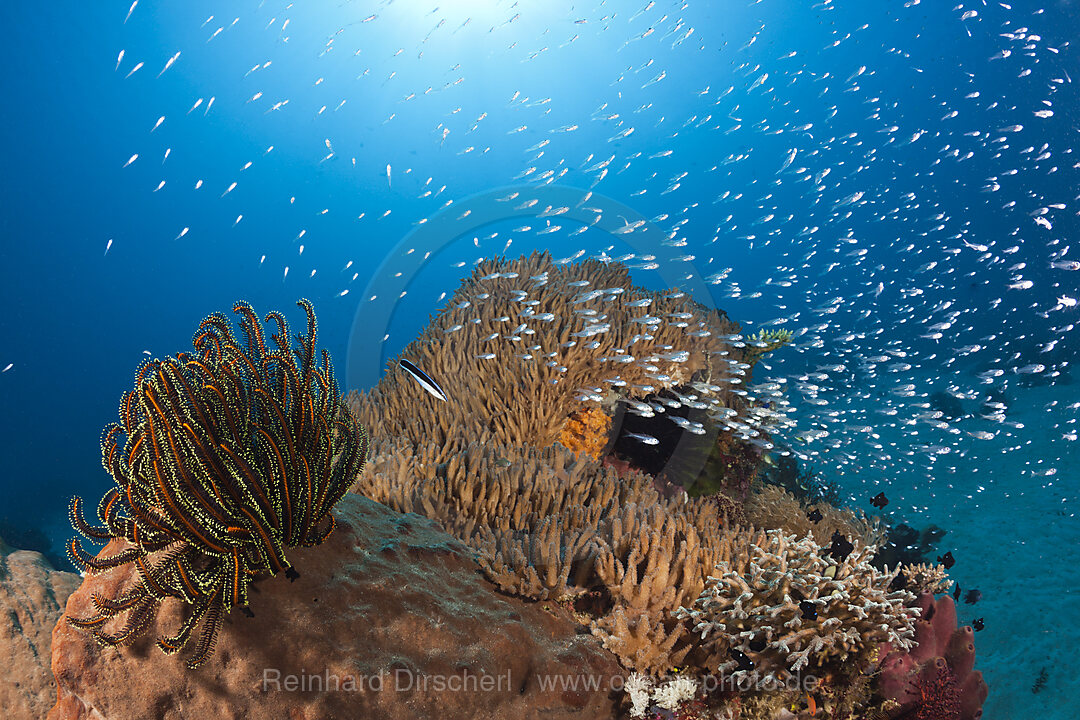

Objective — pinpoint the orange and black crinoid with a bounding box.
[66,299,368,669]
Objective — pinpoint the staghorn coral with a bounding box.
[66,300,368,669]
[676,530,918,683]
[743,483,886,548]
[558,406,613,459]
[901,563,954,596]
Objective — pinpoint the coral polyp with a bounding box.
[66,299,368,669]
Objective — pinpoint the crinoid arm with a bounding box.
[185,591,224,670]
[66,537,141,574]
[92,595,161,647]
[63,299,369,669]
[68,496,112,541]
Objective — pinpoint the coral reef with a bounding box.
[676,531,918,682]
[685,428,764,499]
[0,537,80,720]
[744,328,794,365]
[355,433,724,672]
[49,494,620,720]
[624,672,706,718]
[349,252,751,464]
[874,522,947,572]
[348,255,807,675]
[756,449,841,507]
[64,300,368,668]
[346,253,929,718]
[705,491,745,527]
[876,593,988,720]
[901,563,954,597]
[743,482,886,548]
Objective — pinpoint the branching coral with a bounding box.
[347,253,769,671]
[355,431,732,671]
[624,672,704,718]
[676,531,918,682]
[687,428,764,499]
[901,563,954,597]
[66,300,368,668]
[756,450,841,507]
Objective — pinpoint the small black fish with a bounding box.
[972,617,985,631]
[953,583,961,602]
[870,492,889,509]
[399,358,447,402]
[827,531,854,561]
[964,589,982,605]
[937,551,955,570]
[806,508,823,523]
[748,637,767,652]
[799,601,818,620]
[731,648,755,673]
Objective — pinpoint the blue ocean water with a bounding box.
[1,1,1077,716]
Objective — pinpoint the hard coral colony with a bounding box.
[66,300,368,669]
[347,254,985,718]
[56,257,985,720]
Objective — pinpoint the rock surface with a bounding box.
[0,536,81,720]
[49,494,623,720]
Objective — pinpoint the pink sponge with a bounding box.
[877,593,988,720]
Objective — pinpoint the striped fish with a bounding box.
[399,359,447,402]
